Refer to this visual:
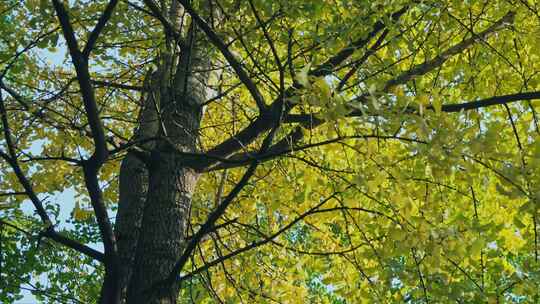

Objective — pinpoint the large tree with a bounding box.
[2,0,540,303]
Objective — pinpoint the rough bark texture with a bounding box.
[115,16,212,302]
[116,152,148,301]
[115,69,160,302]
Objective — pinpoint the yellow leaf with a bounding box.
[296,62,312,88]
[73,202,91,221]
[314,78,331,101]
[73,202,85,221]
[389,85,405,97]
[389,227,406,241]
[417,94,430,105]
[470,238,484,257]
[432,97,442,114]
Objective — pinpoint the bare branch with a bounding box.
[311,5,409,78]
[52,6,119,294]
[206,132,425,171]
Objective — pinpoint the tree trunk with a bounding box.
[115,17,212,302]
[126,156,199,304]
[115,69,159,302]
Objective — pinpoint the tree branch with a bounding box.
[52,0,109,165]
[0,91,104,262]
[311,5,409,77]
[284,91,540,123]
[92,80,147,92]
[41,227,105,262]
[199,6,409,169]
[383,11,515,91]
[52,3,118,287]
[82,0,120,58]
[177,0,268,112]
[142,0,187,48]
[206,132,425,171]
[165,85,288,289]
[179,190,343,281]
[438,91,540,112]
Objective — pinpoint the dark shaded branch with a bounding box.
[51,0,80,57]
[248,0,283,73]
[337,28,390,91]
[0,93,50,226]
[81,160,117,259]
[52,0,109,164]
[284,91,540,124]
[142,0,186,48]
[167,149,261,285]
[439,91,540,112]
[167,123,283,289]
[4,281,85,304]
[236,221,370,256]
[82,0,120,57]
[206,132,424,171]
[167,82,288,291]
[0,191,26,197]
[466,155,528,196]
[311,6,409,77]
[41,227,105,262]
[202,115,271,164]
[446,257,484,293]
[93,80,146,91]
[411,248,429,302]
[0,219,32,236]
[52,3,118,286]
[204,126,304,171]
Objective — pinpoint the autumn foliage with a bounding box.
[2,0,540,303]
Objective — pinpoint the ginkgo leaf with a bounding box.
[432,97,442,114]
[5,0,540,302]
[296,62,312,88]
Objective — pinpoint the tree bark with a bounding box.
[115,16,212,302]
[115,68,160,302]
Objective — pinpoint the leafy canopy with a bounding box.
[2,0,540,303]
